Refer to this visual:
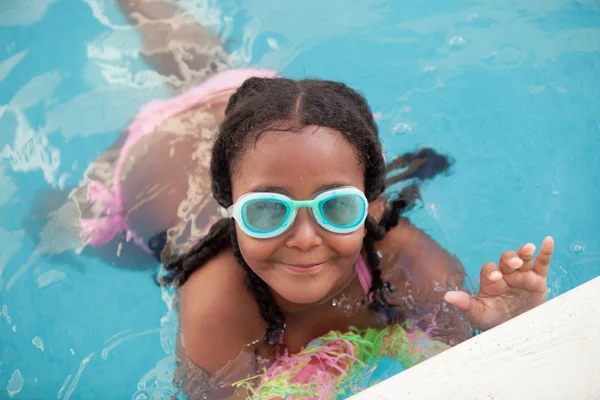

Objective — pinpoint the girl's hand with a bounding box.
[444,237,554,331]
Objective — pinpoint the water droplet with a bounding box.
[448,36,467,47]
[570,242,584,253]
[342,303,354,316]
[432,280,445,292]
[132,390,149,400]
[404,295,415,309]
[70,348,75,355]
[392,122,412,135]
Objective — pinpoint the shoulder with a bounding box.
[178,248,266,373]
[376,217,465,298]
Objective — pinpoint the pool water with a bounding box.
[1,0,599,398]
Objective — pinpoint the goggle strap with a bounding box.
[220,206,232,218]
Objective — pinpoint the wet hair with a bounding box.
[163,77,452,344]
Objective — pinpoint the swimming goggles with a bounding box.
[221,186,369,239]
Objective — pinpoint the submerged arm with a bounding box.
[374,210,474,345]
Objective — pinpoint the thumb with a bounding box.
[444,291,487,323]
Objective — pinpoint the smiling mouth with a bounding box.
[287,263,322,268]
[279,262,327,274]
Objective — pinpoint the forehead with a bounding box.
[231,125,364,199]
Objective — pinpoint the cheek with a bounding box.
[235,226,282,265]
[327,229,365,259]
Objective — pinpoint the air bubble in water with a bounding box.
[393,122,411,135]
[448,36,467,47]
[570,242,584,253]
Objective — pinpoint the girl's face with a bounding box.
[231,123,366,309]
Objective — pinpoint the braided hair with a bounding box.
[163,77,452,344]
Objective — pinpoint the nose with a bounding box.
[285,208,323,251]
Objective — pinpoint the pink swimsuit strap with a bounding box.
[80,69,278,252]
[355,254,373,295]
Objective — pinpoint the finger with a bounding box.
[478,262,506,296]
[444,291,473,311]
[533,236,554,278]
[444,291,487,323]
[498,250,523,275]
[517,242,536,270]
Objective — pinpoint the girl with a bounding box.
[47,2,552,397]
[164,77,554,399]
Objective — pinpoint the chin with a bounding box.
[256,261,354,307]
[272,278,338,306]
[278,288,332,306]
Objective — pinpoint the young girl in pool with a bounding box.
[162,76,555,399]
[56,2,553,397]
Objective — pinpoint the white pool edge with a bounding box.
[349,276,600,400]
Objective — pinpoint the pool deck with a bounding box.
[350,276,600,400]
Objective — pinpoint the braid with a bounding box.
[230,230,286,345]
[379,184,420,232]
[162,218,232,286]
[363,216,399,322]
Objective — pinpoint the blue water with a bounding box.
[1,0,599,398]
